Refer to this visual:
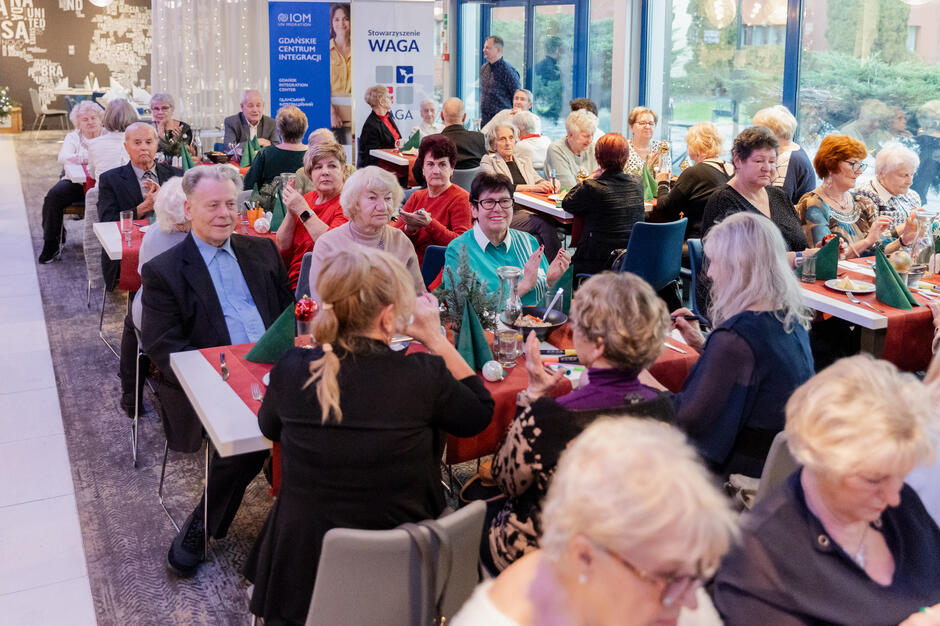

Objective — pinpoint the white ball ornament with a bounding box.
[482,360,505,382]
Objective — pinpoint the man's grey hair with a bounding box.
[182,164,244,197]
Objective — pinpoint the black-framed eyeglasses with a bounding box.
[593,541,702,607]
[475,197,514,210]
[846,160,867,174]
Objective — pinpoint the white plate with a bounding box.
[547,193,563,201]
[138,225,150,233]
[823,279,876,294]
[262,372,270,386]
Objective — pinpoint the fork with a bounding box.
[251,383,263,402]
[220,352,230,381]
[845,291,885,314]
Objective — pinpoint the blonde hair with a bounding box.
[686,122,723,160]
[565,109,598,136]
[570,272,669,374]
[752,105,798,141]
[303,138,347,177]
[306,248,417,423]
[704,212,811,331]
[102,98,138,132]
[154,177,187,233]
[786,355,937,478]
[276,105,308,143]
[364,84,390,108]
[339,166,403,221]
[628,106,658,126]
[541,418,739,576]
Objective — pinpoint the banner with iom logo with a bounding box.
[268,1,332,143]
[351,0,435,154]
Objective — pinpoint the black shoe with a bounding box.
[119,392,144,418]
[38,241,60,264]
[167,511,206,578]
[61,228,66,245]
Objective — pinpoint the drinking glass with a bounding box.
[120,210,134,243]
[800,255,817,283]
[281,173,296,189]
[496,329,518,368]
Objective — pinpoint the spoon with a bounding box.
[543,287,564,322]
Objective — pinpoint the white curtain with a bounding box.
[151,0,270,131]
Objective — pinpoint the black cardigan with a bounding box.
[357,111,400,168]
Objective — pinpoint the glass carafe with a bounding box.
[496,266,523,325]
[910,213,933,270]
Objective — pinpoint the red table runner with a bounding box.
[375,149,418,188]
[800,262,935,372]
[117,219,149,292]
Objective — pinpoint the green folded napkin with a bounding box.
[641,164,656,202]
[934,235,940,254]
[457,297,493,371]
[245,305,296,363]
[240,137,260,167]
[180,147,195,171]
[270,189,287,232]
[874,247,919,310]
[814,236,839,280]
[401,129,421,151]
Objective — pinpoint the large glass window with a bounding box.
[587,0,616,133]
[532,4,575,137]
[797,0,940,209]
[459,2,483,124]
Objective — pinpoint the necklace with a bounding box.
[819,183,861,224]
[853,525,869,569]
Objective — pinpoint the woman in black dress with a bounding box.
[562,133,645,276]
[245,247,494,625]
[357,84,401,168]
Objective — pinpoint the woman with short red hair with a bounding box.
[797,135,916,258]
[562,133,645,276]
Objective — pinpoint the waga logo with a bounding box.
[396,66,413,84]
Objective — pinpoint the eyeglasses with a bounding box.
[151,105,172,112]
[593,541,702,607]
[846,160,867,174]
[634,121,656,127]
[475,197,514,210]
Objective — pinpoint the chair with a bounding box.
[421,245,447,289]
[294,252,313,301]
[617,218,688,291]
[401,186,420,208]
[754,431,800,505]
[451,167,481,193]
[82,187,103,305]
[431,501,487,618]
[29,88,68,135]
[687,238,704,318]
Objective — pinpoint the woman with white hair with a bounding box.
[452,417,739,626]
[131,177,190,331]
[647,211,815,479]
[307,166,424,304]
[752,105,815,204]
[357,84,400,168]
[714,355,940,625]
[149,92,193,160]
[410,98,442,141]
[855,141,923,226]
[543,108,599,189]
[513,110,550,171]
[38,99,105,263]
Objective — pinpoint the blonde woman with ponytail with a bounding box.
[244,247,494,625]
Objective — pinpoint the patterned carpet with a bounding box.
[16,131,271,625]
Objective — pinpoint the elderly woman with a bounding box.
[277,139,349,289]
[626,106,670,183]
[649,212,815,479]
[357,84,400,168]
[543,109,599,189]
[513,110,550,172]
[246,247,494,625]
[752,105,815,204]
[562,133,644,276]
[444,172,570,307]
[481,123,560,260]
[655,121,733,239]
[485,272,672,572]
[453,418,739,626]
[797,135,917,258]
[86,98,138,180]
[149,93,193,160]
[307,166,423,303]
[394,135,471,264]
[714,356,940,625]
[855,141,924,226]
[407,98,442,143]
[39,100,105,263]
[243,105,309,190]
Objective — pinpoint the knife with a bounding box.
[220,352,229,381]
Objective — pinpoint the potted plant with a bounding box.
[0,87,22,134]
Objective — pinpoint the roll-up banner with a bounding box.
[268,1,332,143]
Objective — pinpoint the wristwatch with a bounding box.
[299,210,312,223]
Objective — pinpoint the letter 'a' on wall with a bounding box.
[352,0,436,158]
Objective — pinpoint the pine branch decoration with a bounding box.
[432,244,499,331]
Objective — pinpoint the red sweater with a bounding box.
[285,191,348,289]
[394,184,472,264]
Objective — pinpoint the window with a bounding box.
[459,2,483,124]
[587,0,616,134]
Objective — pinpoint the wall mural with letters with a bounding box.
[0,0,150,127]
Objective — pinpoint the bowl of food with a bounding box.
[501,305,567,341]
[205,151,230,164]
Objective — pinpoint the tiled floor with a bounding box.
[0,137,96,624]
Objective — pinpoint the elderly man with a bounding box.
[141,165,292,578]
[437,97,486,170]
[480,36,520,127]
[223,89,279,148]
[481,88,538,149]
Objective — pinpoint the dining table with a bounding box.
[370,148,418,188]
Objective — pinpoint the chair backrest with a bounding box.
[307,527,431,626]
[432,501,486,618]
[421,245,447,289]
[294,252,313,301]
[451,167,481,193]
[755,431,800,504]
[401,186,419,208]
[83,186,104,290]
[619,218,688,291]
[236,189,253,209]
[28,88,43,116]
[686,238,704,318]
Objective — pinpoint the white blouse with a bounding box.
[87,131,130,181]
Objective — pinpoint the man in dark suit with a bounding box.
[141,165,293,577]
[433,97,486,172]
[222,89,279,149]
